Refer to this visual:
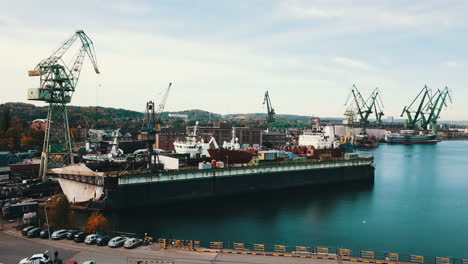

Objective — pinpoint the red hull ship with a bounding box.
[208,148,253,164]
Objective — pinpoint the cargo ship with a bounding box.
[48,152,374,210]
[385,130,438,144]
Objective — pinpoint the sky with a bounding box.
[0,0,467,120]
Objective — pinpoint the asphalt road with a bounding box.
[0,230,340,264]
[0,232,78,264]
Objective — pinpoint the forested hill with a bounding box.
[0,103,144,124]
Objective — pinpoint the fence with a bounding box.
[157,238,467,264]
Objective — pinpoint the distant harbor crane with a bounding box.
[27,30,100,181]
[344,85,384,127]
[425,87,452,133]
[400,85,452,132]
[263,90,275,132]
[400,85,432,129]
[140,82,172,172]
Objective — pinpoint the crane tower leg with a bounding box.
[39,103,74,181]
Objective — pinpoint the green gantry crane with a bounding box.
[27,30,100,181]
[263,91,276,132]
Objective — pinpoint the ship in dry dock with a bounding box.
[48,150,374,210]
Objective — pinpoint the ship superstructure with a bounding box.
[173,121,217,157]
[298,126,340,149]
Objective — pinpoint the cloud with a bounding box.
[278,0,468,33]
[333,57,372,71]
[104,0,153,15]
[443,61,465,68]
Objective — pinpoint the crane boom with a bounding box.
[156,82,172,119]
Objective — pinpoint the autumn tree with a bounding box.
[83,212,109,234]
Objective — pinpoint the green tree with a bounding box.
[0,107,11,132]
[49,195,73,229]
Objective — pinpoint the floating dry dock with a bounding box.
[49,156,374,209]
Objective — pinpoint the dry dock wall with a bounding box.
[104,160,374,209]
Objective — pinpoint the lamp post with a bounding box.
[44,198,52,241]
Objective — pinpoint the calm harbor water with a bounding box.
[110,140,468,258]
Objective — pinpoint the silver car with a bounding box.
[51,229,68,240]
[84,234,98,245]
[108,236,128,248]
[124,238,143,249]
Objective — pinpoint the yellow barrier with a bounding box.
[128,258,174,264]
[361,250,375,259]
[340,249,351,256]
[193,241,200,248]
[296,246,309,253]
[254,244,265,251]
[210,241,223,249]
[317,247,329,254]
[274,245,286,252]
[410,255,424,263]
[233,243,245,250]
[389,253,399,261]
[436,257,450,264]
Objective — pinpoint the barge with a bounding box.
[48,156,374,210]
[385,130,438,144]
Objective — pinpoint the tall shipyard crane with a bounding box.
[400,85,432,129]
[369,88,384,125]
[263,90,276,132]
[141,82,172,172]
[27,30,100,181]
[423,86,452,132]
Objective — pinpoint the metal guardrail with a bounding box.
[157,238,466,264]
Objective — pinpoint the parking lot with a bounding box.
[0,227,343,264]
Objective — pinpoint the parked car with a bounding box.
[74,231,90,243]
[18,253,51,264]
[82,261,96,264]
[51,229,68,240]
[108,236,128,248]
[66,230,80,240]
[27,227,42,238]
[66,261,78,264]
[124,238,143,249]
[96,235,111,246]
[84,234,98,245]
[22,226,36,236]
[40,228,55,239]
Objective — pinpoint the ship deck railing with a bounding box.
[106,156,373,177]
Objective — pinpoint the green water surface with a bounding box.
[112,140,468,258]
